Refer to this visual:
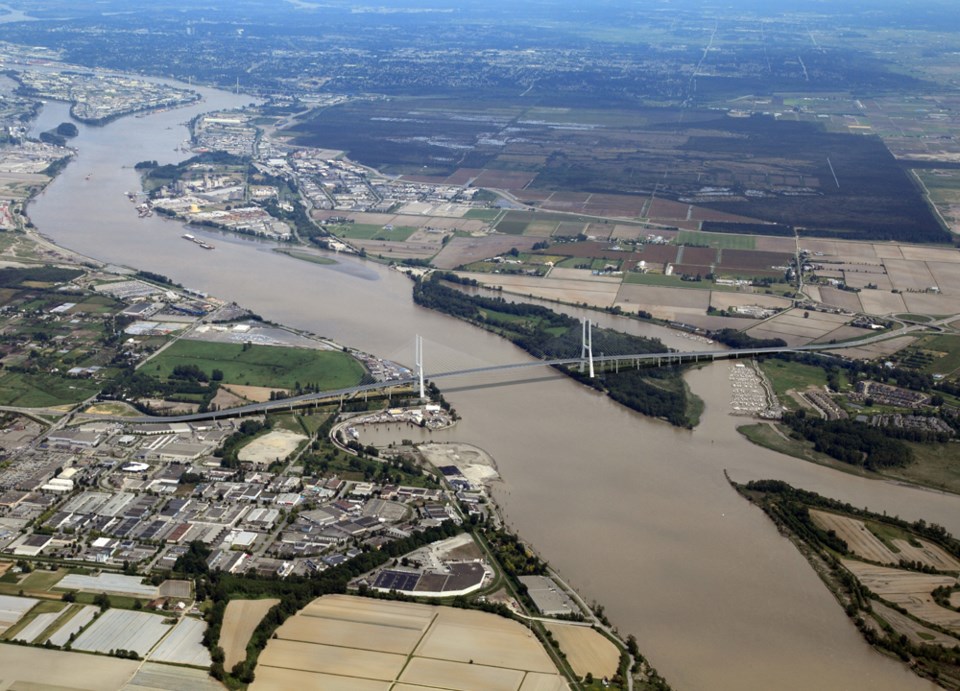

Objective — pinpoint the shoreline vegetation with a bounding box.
[730,478,960,689]
[413,272,702,428]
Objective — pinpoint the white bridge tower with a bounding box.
[580,320,595,378]
[415,334,426,400]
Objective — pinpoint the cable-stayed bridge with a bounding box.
[86,319,907,425]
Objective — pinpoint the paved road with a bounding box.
[67,322,941,425]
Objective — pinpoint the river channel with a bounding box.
[25,83,953,690]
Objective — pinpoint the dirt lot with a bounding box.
[252,594,563,691]
[544,623,619,678]
[843,560,960,631]
[237,430,307,466]
[210,386,249,410]
[222,384,285,403]
[418,442,500,487]
[222,598,280,669]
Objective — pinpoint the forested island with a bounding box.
[413,274,701,428]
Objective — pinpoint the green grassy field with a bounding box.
[463,208,502,221]
[70,295,122,314]
[146,340,366,390]
[19,569,68,591]
[329,223,417,241]
[622,271,741,292]
[0,371,102,408]
[676,230,756,250]
[883,442,960,495]
[760,359,829,408]
[915,335,960,376]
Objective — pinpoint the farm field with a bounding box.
[710,292,791,311]
[0,594,38,634]
[148,616,212,667]
[328,223,418,242]
[460,272,620,309]
[871,601,960,648]
[414,607,557,672]
[900,291,956,315]
[12,610,60,642]
[0,370,102,407]
[73,608,172,656]
[47,604,98,646]
[221,598,280,670]
[0,645,140,690]
[835,334,916,360]
[123,662,226,691]
[431,236,540,269]
[251,594,563,691]
[544,623,619,679]
[145,339,365,390]
[745,309,851,347]
[293,99,948,242]
[614,283,710,319]
[810,510,960,570]
[842,560,960,631]
[57,572,159,598]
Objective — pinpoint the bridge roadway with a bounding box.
[80,338,870,425]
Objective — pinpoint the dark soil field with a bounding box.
[291,99,945,243]
[679,246,718,264]
[719,249,794,270]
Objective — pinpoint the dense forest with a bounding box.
[780,410,913,470]
[413,275,698,427]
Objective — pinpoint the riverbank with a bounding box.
[19,73,953,691]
